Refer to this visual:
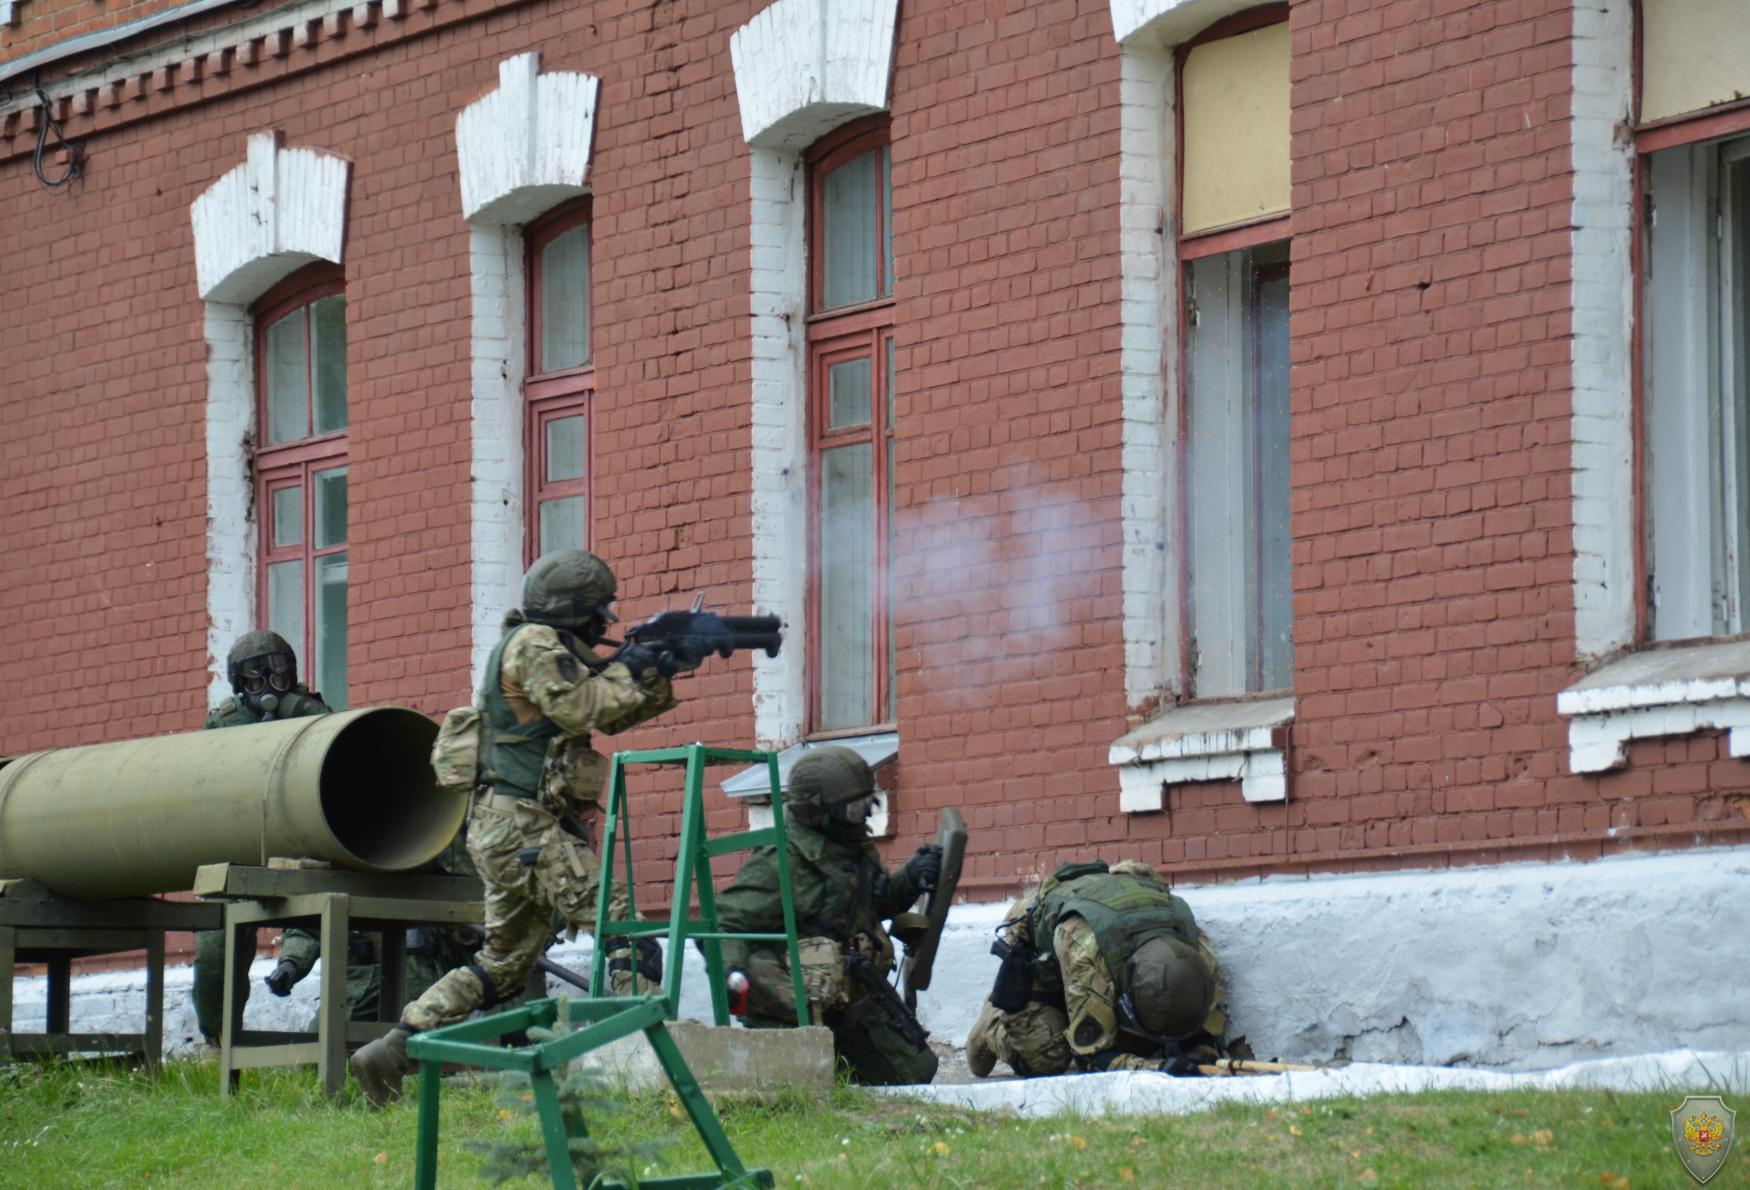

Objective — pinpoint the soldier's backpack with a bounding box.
[429,705,483,794]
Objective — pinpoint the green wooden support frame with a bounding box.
[589,746,808,1027]
[406,995,773,1190]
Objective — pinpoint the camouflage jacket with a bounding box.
[202,685,330,729]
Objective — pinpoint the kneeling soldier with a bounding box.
[714,746,941,1086]
[965,859,1231,1078]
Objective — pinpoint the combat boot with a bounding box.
[350,1025,412,1108]
[965,999,1002,1078]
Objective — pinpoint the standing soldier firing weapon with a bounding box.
[712,747,944,1086]
[190,631,331,1048]
[349,551,779,1107]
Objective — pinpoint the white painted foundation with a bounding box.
[14,847,1750,1073]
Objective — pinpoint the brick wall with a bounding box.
[3,0,1748,918]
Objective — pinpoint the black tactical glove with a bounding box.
[263,959,301,997]
[613,643,678,679]
[905,843,944,893]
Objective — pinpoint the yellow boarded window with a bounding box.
[1181,21,1291,236]
[1642,0,1750,124]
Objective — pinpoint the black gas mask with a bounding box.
[236,653,296,719]
[824,793,875,841]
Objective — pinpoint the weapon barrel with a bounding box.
[0,707,463,899]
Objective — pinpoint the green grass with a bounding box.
[0,1058,1742,1189]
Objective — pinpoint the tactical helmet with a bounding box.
[784,746,874,829]
[227,630,298,697]
[1126,936,1214,1040]
[522,549,618,635]
[1110,859,1162,882]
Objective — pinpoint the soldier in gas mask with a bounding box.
[712,746,942,1086]
[964,859,1236,1079]
[350,549,689,1107]
[189,632,332,1045]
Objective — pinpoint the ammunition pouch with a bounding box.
[604,935,663,987]
[989,939,1035,1014]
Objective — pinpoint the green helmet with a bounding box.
[226,630,298,697]
[785,746,874,829]
[1126,935,1213,1040]
[522,549,618,635]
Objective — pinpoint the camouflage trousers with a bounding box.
[990,919,1227,1076]
[401,793,638,1033]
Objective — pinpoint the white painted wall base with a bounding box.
[14,848,1749,1071]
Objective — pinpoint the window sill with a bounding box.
[1108,696,1293,811]
[1558,639,1750,773]
[722,731,899,839]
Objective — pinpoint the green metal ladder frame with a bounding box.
[405,994,772,1189]
[589,745,809,1027]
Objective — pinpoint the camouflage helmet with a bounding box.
[1126,935,1213,1040]
[522,549,618,630]
[226,630,297,694]
[784,746,874,827]
[1110,859,1162,883]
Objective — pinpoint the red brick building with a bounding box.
[3,0,1748,1059]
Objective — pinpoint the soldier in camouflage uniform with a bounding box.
[965,859,1231,1078]
[713,747,942,1086]
[350,549,688,1107]
[190,631,331,1045]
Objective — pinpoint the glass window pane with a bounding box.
[540,225,591,373]
[828,356,872,429]
[822,151,879,310]
[315,552,348,709]
[819,442,874,729]
[545,415,587,483]
[1253,268,1294,691]
[272,485,303,548]
[311,295,348,435]
[539,496,586,555]
[267,560,304,662]
[314,467,347,549]
[881,145,894,299]
[264,311,307,446]
[1186,251,1244,698]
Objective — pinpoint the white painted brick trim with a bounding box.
[1,1,18,28]
[1116,41,1177,710]
[191,132,350,696]
[730,0,898,150]
[1569,0,1635,661]
[191,132,349,304]
[1110,698,1293,809]
[1558,638,1750,771]
[1109,0,1262,48]
[456,53,600,225]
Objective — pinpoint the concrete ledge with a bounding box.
[575,1020,835,1095]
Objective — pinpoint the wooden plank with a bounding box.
[15,928,150,952]
[144,931,164,1073]
[222,894,482,929]
[317,894,349,1100]
[227,1041,323,1070]
[195,863,482,903]
[0,926,14,1063]
[0,899,220,931]
[8,1033,146,1055]
[45,957,70,1033]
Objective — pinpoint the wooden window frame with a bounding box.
[1174,7,1293,699]
[524,198,595,565]
[806,117,896,737]
[252,264,348,697]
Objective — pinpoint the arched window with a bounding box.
[253,263,349,706]
[807,117,895,733]
[525,198,593,561]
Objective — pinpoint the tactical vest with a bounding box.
[204,687,328,729]
[1029,868,1198,998]
[477,625,564,800]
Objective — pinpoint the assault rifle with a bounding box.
[612,594,783,673]
[841,948,930,1051]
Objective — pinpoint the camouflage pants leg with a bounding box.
[191,926,258,1044]
[989,999,1073,1077]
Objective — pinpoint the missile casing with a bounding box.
[0,706,464,899]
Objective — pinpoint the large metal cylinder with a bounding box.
[0,707,465,900]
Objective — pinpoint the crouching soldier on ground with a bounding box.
[712,746,942,1086]
[349,549,686,1107]
[965,859,1238,1078]
[190,631,330,1047]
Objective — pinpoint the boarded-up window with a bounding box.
[1642,0,1750,125]
[1180,21,1291,236]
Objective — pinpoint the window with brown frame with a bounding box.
[254,264,349,707]
[1176,8,1293,699]
[807,118,895,734]
[525,199,594,563]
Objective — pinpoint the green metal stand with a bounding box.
[406,995,772,1190]
[590,745,808,1027]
